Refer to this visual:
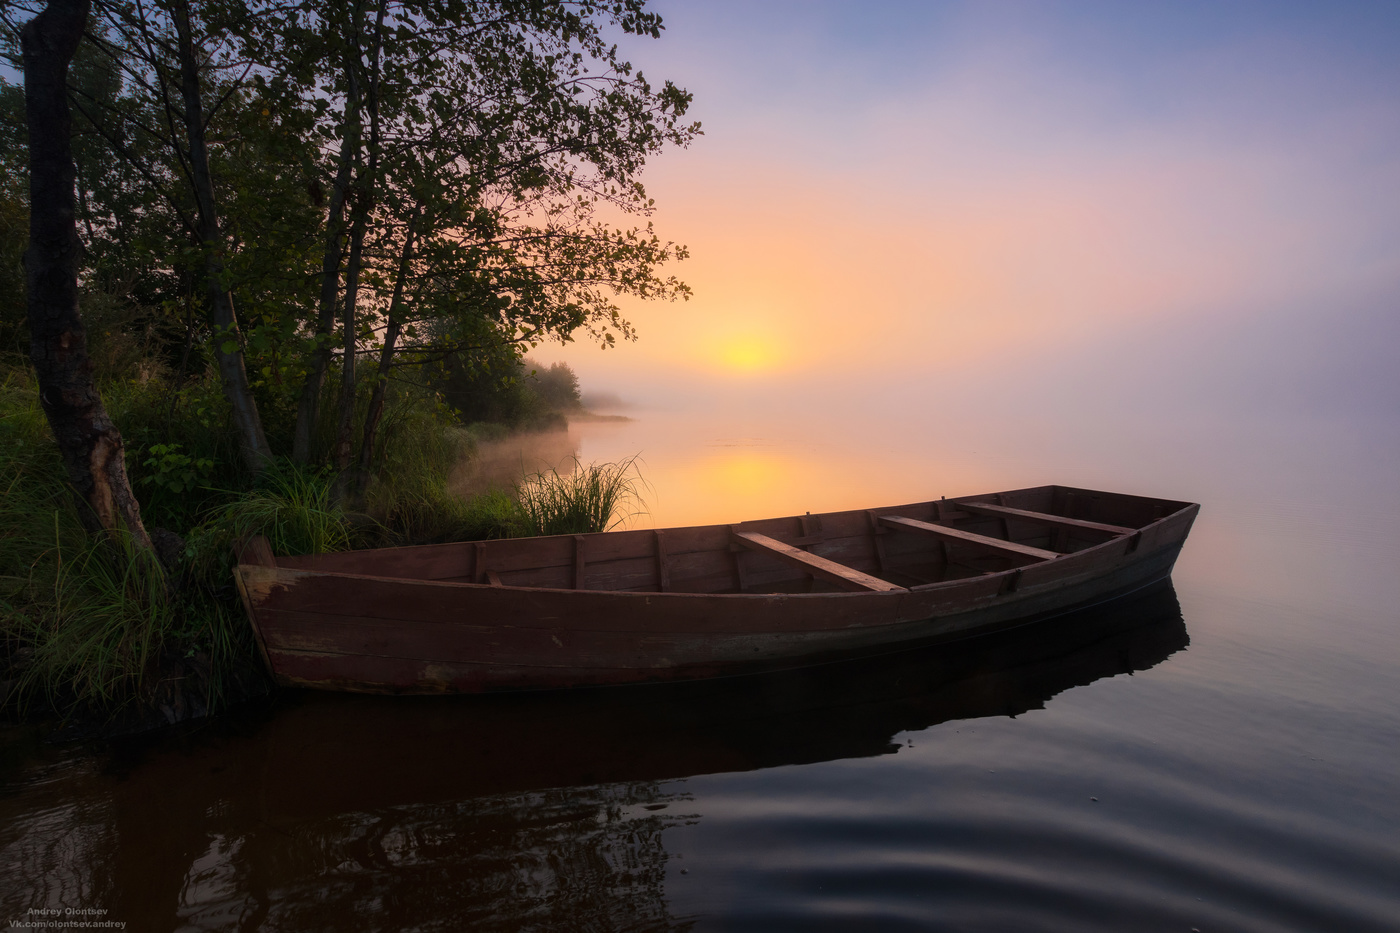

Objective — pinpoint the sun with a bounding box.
[721,339,769,372]
[713,333,784,374]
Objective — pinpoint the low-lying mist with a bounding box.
[449,428,581,499]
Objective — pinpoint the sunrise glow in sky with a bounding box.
[529,0,1400,424]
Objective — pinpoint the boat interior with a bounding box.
[272,485,1193,595]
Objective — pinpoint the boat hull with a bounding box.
[234,486,1198,694]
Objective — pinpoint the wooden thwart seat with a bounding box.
[953,501,1136,536]
[879,515,1059,561]
[732,531,905,593]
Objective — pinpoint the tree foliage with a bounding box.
[0,0,695,492]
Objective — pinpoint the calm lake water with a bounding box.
[3,399,1398,931]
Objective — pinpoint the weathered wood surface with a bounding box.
[878,515,1061,562]
[236,536,277,568]
[953,501,1136,536]
[732,531,905,593]
[250,540,1185,693]
[236,485,1199,693]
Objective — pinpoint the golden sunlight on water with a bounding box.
[668,448,826,521]
[567,412,1025,531]
[561,403,1400,637]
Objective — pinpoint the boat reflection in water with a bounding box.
[260,581,1189,811]
[2,584,1187,931]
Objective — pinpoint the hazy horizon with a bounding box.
[527,1,1400,430]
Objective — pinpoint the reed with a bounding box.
[515,456,648,536]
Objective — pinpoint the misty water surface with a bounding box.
[3,392,1398,931]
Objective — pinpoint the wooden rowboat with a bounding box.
[233,484,1198,694]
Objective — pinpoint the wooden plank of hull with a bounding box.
[953,501,1137,536]
[240,550,1191,693]
[239,565,909,635]
[731,531,905,593]
[252,541,1186,693]
[879,515,1060,562]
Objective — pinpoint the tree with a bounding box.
[289,0,698,489]
[6,0,697,492]
[169,0,273,471]
[20,0,152,549]
[56,0,285,473]
[533,360,582,410]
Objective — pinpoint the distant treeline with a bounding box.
[443,357,583,432]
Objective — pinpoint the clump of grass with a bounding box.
[215,462,353,557]
[515,455,647,536]
[181,460,352,615]
[0,374,233,716]
[10,528,174,709]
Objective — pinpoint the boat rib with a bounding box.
[879,515,1060,561]
[732,531,906,593]
[953,501,1136,536]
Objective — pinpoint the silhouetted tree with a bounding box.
[21,0,152,549]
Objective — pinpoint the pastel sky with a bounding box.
[531,0,1400,424]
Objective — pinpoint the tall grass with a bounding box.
[0,377,181,710]
[0,375,76,589]
[209,462,353,557]
[1,373,252,715]
[515,456,648,536]
[9,529,174,709]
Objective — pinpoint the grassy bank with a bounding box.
[0,368,640,730]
